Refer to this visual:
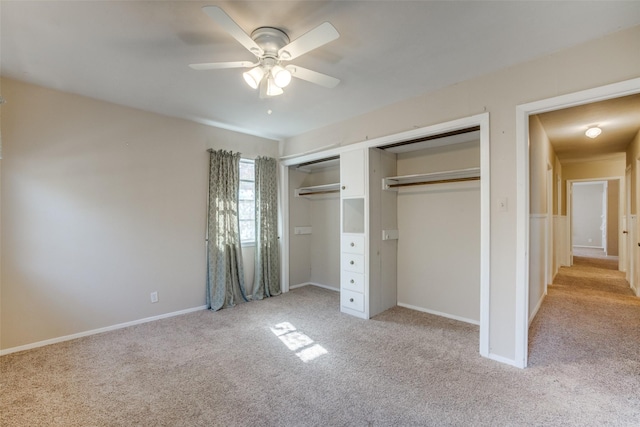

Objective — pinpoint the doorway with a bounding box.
[516,77,640,368]
[568,179,620,268]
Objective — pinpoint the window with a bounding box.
[238,159,255,245]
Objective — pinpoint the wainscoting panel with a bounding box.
[529,214,547,324]
[553,216,568,275]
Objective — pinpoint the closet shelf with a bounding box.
[383,167,480,190]
[295,183,341,198]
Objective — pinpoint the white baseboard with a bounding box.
[397,302,480,326]
[289,282,339,292]
[0,305,208,356]
[488,352,524,369]
[528,291,546,326]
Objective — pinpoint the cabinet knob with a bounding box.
[342,186,346,190]
[350,279,355,284]
[350,260,355,265]
[349,298,354,303]
[350,242,355,247]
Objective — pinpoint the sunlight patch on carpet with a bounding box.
[270,322,328,362]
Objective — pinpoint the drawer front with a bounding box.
[341,290,364,312]
[342,253,365,273]
[341,271,365,293]
[341,235,365,254]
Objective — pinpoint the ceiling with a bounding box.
[2,1,640,142]
[537,94,640,161]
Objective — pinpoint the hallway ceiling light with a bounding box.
[585,127,602,138]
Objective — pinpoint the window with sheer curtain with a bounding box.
[238,159,256,245]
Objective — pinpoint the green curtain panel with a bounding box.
[207,149,248,311]
[253,156,281,299]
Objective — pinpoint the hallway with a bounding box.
[528,254,640,368]
[525,254,640,422]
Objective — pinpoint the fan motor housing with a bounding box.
[251,27,290,56]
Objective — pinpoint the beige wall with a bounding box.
[626,129,640,215]
[0,78,278,350]
[529,115,558,215]
[396,142,481,322]
[283,25,640,361]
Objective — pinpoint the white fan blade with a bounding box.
[202,6,264,57]
[278,22,339,60]
[286,65,340,88]
[189,61,256,70]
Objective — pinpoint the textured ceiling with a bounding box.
[2,1,640,142]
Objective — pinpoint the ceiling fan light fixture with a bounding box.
[271,65,292,88]
[585,126,602,138]
[266,77,284,96]
[243,66,265,89]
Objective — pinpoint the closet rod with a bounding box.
[296,155,340,169]
[386,176,480,188]
[297,189,340,196]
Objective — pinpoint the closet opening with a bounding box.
[287,156,341,292]
[373,128,482,326]
[280,113,490,361]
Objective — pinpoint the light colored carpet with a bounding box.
[572,246,618,261]
[2,263,640,426]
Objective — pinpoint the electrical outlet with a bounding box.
[150,291,158,303]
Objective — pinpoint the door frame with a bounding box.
[546,163,553,287]
[515,77,640,369]
[567,179,619,261]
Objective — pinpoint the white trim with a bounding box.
[280,114,488,168]
[0,305,208,356]
[515,104,530,369]
[289,282,340,292]
[478,112,491,359]
[528,291,546,326]
[487,352,521,368]
[279,163,290,293]
[397,303,480,326]
[516,77,640,370]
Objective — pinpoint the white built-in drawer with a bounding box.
[341,290,364,312]
[341,271,365,293]
[342,253,365,273]
[341,234,365,254]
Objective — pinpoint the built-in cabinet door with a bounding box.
[340,148,368,318]
[340,149,365,197]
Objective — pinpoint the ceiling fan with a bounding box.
[189,6,341,98]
